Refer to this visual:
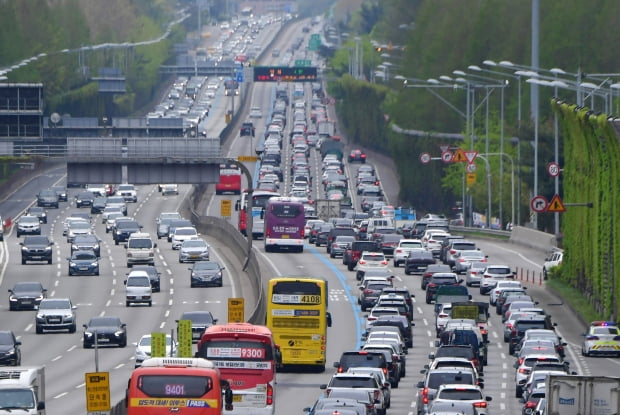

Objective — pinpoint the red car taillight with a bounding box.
[474,402,488,408]
[266,384,274,405]
[422,388,429,404]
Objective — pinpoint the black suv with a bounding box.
[113,219,142,245]
[334,350,389,375]
[20,235,54,264]
[75,191,96,208]
[343,241,378,271]
[425,272,462,304]
[367,314,413,348]
[0,331,21,365]
[404,250,436,275]
[508,315,555,355]
[37,189,59,208]
[8,281,47,310]
[421,264,453,290]
[71,234,101,257]
[240,121,255,136]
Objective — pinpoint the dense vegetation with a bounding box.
[326,0,620,318]
[0,0,187,117]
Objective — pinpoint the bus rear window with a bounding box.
[270,204,302,218]
[137,375,213,398]
[273,281,321,296]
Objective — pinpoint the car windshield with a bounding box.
[438,389,482,400]
[117,221,138,229]
[176,228,197,236]
[182,312,213,324]
[20,217,38,224]
[72,252,96,260]
[427,372,474,388]
[24,236,48,244]
[71,222,90,230]
[40,300,70,309]
[487,267,512,275]
[107,197,125,204]
[128,277,150,287]
[194,262,219,271]
[0,332,14,344]
[183,240,206,248]
[89,317,120,327]
[14,282,42,292]
[139,335,173,346]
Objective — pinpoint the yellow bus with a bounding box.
[265,277,332,371]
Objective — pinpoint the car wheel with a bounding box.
[70,324,76,333]
[148,301,152,307]
[582,347,588,357]
[95,271,99,276]
[36,325,43,334]
[404,268,411,275]
[330,252,335,258]
[348,264,354,271]
[190,282,195,288]
[126,301,130,307]
[21,258,26,265]
[515,386,522,398]
[68,270,73,276]
[83,342,91,349]
[425,297,431,305]
[115,239,119,245]
[120,340,127,348]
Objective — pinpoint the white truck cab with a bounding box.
[0,366,45,414]
[125,232,156,267]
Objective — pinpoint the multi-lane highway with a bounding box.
[0,13,617,415]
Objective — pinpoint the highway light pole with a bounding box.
[510,137,521,226]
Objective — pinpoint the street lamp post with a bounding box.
[510,137,521,226]
[476,155,493,229]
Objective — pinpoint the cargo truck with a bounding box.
[0,366,45,414]
[539,374,620,415]
[451,301,490,342]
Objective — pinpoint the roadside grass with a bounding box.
[546,278,605,324]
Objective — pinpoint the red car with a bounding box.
[348,149,367,163]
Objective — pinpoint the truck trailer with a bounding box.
[540,374,620,415]
[0,366,45,414]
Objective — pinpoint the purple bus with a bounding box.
[264,197,305,253]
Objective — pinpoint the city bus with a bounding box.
[196,323,281,415]
[265,277,332,371]
[216,163,242,195]
[235,189,279,236]
[263,197,305,253]
[126,357,233,414]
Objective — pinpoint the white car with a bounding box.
[364,306,401,331]
[134,334,177,367]
[480,264,516,295]
[171,227,199,250]
[465,261,488,287]
[249,106,262,118]
[489,280,523,305]
[582,321,620,357]
[117,183,138,203]
[435,303,452,337]
[392,239,425,267]
[543,250,563,279]
[431,384,491,415]
[422,230,450,257]
[355,251,389,280]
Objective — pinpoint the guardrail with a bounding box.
[450,224,559,252]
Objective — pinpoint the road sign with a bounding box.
[228,297,244,323]
[254,66,318,82]
[150,332,166,357]
[221,199,232,217]
[177,319,193,357]
[294,59,312,67]
[547,162,560,177]
[466,173,476,187]
[452,148,467,163]
[466,163,477,173]
[464,150,479,164]
[547,194,567,212]
[530,195,549,213]
[85,372,110,412]
[439,144,450,152]
[441,151,453,163]
[419,152,431,164]
[237,155,258,162]
[236,70,244,83]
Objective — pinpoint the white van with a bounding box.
[125,232,156,267]
[367,217,395,239]
[125,271,152,306]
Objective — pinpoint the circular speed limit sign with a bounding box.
[419,152,431,164]
[547,162,560,177]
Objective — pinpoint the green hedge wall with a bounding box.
[552,100,620,319]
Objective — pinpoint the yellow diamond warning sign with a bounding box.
[547,194,566,212]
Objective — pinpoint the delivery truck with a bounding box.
[539,374,620,415]
[0,366,45,414]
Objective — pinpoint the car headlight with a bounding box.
[77,199,82,203]
[64,313,74,319]
[84,331,93,338]
[21,247,28,251]
[45,246,52,251]
[90,262,98,267]
[70,262,77,267]
[36,313,44,319]
[71,244,78,251]
[115,330,124,337]
[35,295,43,301]
[9,296,16,301]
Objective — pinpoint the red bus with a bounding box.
[196,323,280,415]
[234,189,279,236]
[264,197,305,253]
[126,357,233,414]
[216,163,242,195]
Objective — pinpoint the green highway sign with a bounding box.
[295,59,312,67]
